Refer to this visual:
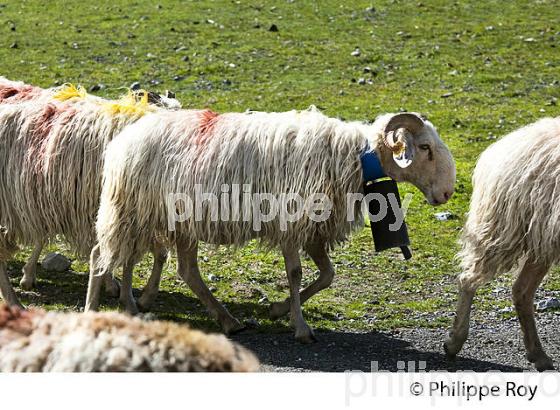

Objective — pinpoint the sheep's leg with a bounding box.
[270,243,334,319]
[282,246,316,344]
[512,260,554,371]
[176,239,243,335]
[138,242,168,311]
[85,245,106,312]
[444,284,477,358]
[20,241,44,290]
[102,271,121,298]
[0,260,23,308]
[119,262,139,315]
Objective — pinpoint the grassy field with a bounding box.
[1,0,559,334]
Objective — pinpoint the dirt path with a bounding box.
[232,314,560,372]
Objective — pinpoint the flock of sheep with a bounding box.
[0,76,558,371]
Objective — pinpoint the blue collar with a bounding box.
[361,147,386,182]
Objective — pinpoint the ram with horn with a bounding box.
[86,107,456,343]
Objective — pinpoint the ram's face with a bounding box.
[133,90,182,110]
[402,123,456,205]
[378,114,456,206]
[158,90,182,110]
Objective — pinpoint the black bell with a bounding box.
[364,179,412,260]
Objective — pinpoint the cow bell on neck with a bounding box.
[364,179,412,260]
[361,149,412,260]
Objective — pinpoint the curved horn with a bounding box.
[385,113,424,134]
[383,113,424,153]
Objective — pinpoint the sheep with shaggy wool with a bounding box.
[0,303,259,371]
[445,117,560,371]
[0,77,179,311]
[86,107,456,342]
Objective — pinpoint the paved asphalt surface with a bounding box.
[232,314,560,372]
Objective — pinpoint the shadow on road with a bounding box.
[232,330,523,372]
[8,267,530,372]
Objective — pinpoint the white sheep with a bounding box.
[0,303,259,371]
[444,116,560,371]
[0,78,177,311]
[86,107,455,343]
[18,88,178,293]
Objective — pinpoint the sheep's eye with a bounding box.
[419,144,433,160]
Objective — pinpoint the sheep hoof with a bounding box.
[443,341,457,360]
[295,328,317,344]
[105,279,121,298]
[223,318,246,335]
[269,301,289,320]
[528,353,555,371]
[120,300,140,316]
[137,292,157,311]
[535,360,555,372]
[19,277,36,291]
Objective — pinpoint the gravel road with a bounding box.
[232,314,560,372]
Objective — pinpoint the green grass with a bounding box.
[1,0,559,333]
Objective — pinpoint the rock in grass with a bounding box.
[41,253,71,272]
[435,211,455,221]
[536,297,560,311]
[89,83,105,92]
[245,318,259,328]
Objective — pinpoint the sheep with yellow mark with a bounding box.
[0,77,179,311]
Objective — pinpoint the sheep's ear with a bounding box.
[383,113,423,168]
[146,91,161,105]
[391,129,415,168]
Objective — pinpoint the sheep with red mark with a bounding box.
[0,303,259,372]
[0,77,180,311]
[86,106,456,342]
